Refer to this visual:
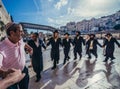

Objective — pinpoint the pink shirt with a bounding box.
[0,38,26,70]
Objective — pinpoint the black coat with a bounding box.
[73,36,85,51]
[86,39,102,52]
[62,38,73,50]
[103,37,120,56]
[28,39,46,71]
[47,37,62,60]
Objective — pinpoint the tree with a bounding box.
[114,24,120,30]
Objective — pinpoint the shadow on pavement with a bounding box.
[29,60,79,89]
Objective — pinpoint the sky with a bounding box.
[2,0,120,28]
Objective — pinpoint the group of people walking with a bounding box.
[28,30,120,83]
[0,22,120,89]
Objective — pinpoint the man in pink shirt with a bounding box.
[0,22,32,89]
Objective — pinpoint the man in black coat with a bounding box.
[103,33,120,62]
[85,34,90,56]
[73,31,85,60]
[62,33,73,65]
[47,30,62,70]
[28,33,46,82]
[86,34,102,59]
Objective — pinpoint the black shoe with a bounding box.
[74,57,77,60]
[103,60,107,62]
[68,56,70,59]
[111,57,115,60]
[67,57,70,61]
[87,56,91,59]
[35,78,41,82]
[51,67,56,70]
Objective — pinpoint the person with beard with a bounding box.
[73,31,85,60]
[86,34,102,59]
[103,33,120,62]
[62,33,73,65]
[28,33,46,82]
[46,30,62,70]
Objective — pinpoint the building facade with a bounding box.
[60,10,120,33]
[0,0,11,41]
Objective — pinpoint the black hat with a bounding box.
[90,34,95,37]
[53,30,59,33]
[64,32,69,35]
[76,31,81,35]
[106,33,112,36]
[34,32,39,37]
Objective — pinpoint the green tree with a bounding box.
[114,24,120,30]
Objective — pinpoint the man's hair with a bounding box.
[6,23,20,36]
[34,32,39,37]
[90,34,95,37]
[76,31,81,35]
[53,30,59,34]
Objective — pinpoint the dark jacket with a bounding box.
[47,37,62,60]
[62,38,73,50]
[86,39,102,52]
[28,39,46,71]
[73,36,85,51]
[103,37,120,55]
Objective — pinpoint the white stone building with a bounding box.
[63,10,120,32]
[0,0,11,41]
[66,22,76,31]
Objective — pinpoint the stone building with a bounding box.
[60,10,120,33]
[0,0,11,41]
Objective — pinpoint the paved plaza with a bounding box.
[26,40,120,89]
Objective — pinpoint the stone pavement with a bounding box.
[26,40,120,89]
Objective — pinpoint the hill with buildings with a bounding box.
[60,10,120,33]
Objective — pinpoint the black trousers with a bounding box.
[51,50,54,61]
[52,51,59,68]
[63,49,70,64]
[7,67,29,89]
[32,62,43,79]
[88,49,98,59]
[32,53,43,80]
[74,49,82,59]
[104,51,115,61]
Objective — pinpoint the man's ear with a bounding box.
[9,31,14,36]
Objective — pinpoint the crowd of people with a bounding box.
[0,22,120,89]
[28,28,120,83]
